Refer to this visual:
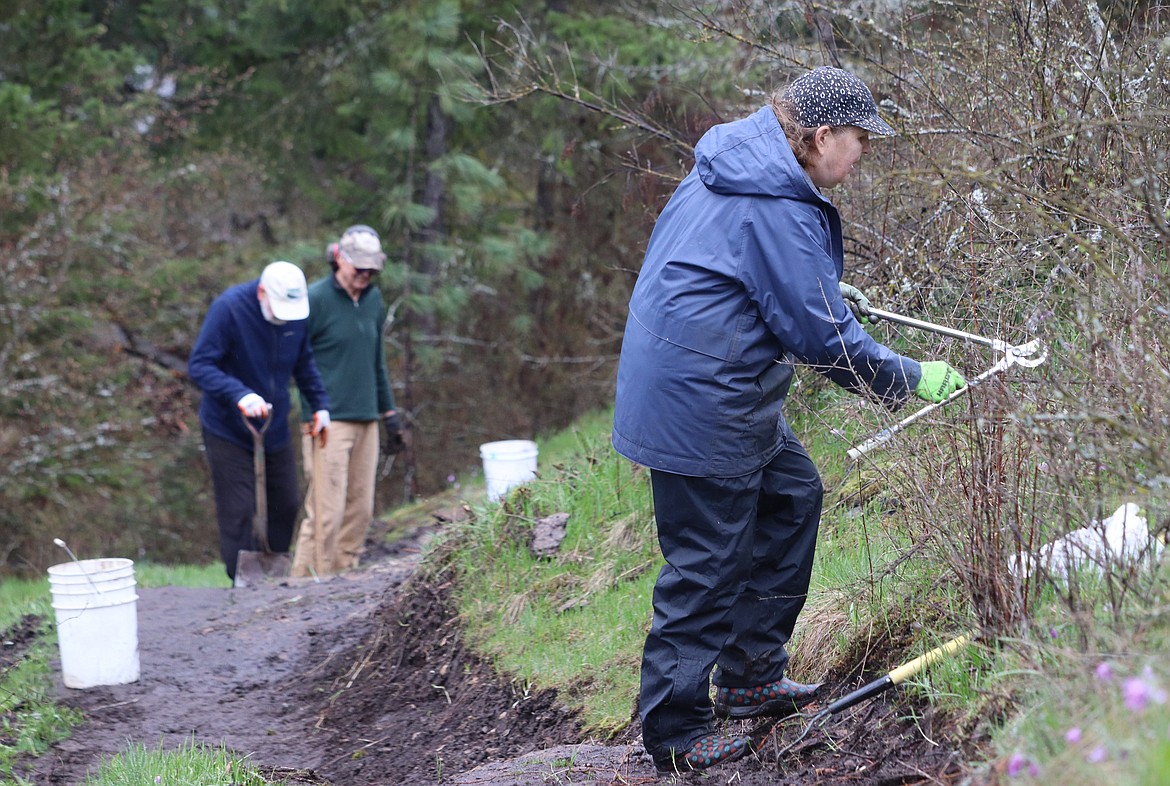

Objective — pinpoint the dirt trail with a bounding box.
[19,514,612,786]
[16,506,975,786]
[27,557,404,784]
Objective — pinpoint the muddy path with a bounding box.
[14,505,978,786]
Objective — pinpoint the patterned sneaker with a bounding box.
[713,677,822,719]
[653,733,753,774]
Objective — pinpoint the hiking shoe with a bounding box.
[713,677,822,719]
[653,733,753,774]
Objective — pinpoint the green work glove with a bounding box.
[839,282,878,324]
[915,361,967,403]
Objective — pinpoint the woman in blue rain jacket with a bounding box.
[612,67,965,774]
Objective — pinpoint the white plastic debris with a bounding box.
[1010,503,1164,581]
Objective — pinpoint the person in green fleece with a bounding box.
[291,225,405,578]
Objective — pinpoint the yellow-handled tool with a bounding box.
[820,633,972,716]
[755,633,975,760]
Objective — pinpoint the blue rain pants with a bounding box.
[639,435,823,763]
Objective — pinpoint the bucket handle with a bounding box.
[52,538,105,595]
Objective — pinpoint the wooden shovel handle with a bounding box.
[240,411,272,552]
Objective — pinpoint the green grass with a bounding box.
[0,577,53,633]
[0,635,83,782]
[133,562,230,589]
[80,738,278,786]
[989,648,1170,783]
[0,576,65,780]
[446,414,655,735]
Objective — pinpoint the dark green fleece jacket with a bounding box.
[300,276,395,422]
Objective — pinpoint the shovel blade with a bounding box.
[233,550,292,588]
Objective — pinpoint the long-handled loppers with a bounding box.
[848,308,1047,460]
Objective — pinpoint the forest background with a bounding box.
[2,0,1168,580]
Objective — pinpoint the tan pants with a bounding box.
[291,420,379,577]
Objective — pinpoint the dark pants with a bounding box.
[202,431,300,580]
[639,436,823,762]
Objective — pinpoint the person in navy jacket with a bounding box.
[612,67,965,773]
[189,261,331,582]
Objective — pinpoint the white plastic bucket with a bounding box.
[479,440,539,502]
[48,558,140,689]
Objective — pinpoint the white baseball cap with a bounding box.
[259,261,310,321]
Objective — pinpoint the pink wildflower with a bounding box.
[1064,727,1082,744]
[1124,677,1151,712]
[1087,746,1107,763]
[1123,674,1166,712]
[1095,662,1114,682]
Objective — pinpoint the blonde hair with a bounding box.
[768,90,847,169]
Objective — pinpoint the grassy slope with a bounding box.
[446,389,1170,784]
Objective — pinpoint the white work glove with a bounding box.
[311,410,330,448]
[237,393,271,418]
[839,281,878,324]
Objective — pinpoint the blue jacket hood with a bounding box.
[696,106,819,200]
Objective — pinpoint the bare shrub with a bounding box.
[822,0,1170,640]
[478,0,1170,641]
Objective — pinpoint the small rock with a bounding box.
[530,512,570,557]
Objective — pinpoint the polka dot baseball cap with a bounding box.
[782,66,896,136]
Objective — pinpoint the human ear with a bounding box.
[813,125,833,151]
